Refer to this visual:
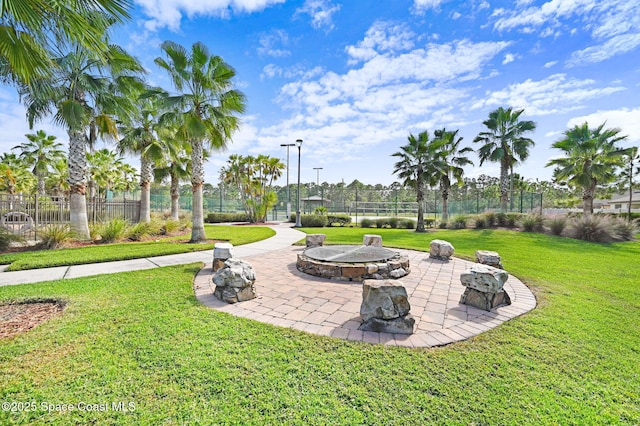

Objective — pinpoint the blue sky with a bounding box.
[1,0,639,186]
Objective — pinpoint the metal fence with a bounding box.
[0,194,140,240]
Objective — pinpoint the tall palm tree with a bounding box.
[433,128,474,221]
[0,0,131,85]
[21,19,143,239]
[547,122,629,216]
[621,147,639,221]
[118,88,168,222]
[0,153,35,194]
[155,41,246,242]
[13,130,65,195]
[153,127,192,220]
[392,131,433,232]
[473,107,536,212]
[46,157,70,198]
[87,148,124,199]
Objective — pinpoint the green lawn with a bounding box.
[0,225,275,271]
[0,228,638,424]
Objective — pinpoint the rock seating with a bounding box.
[459,264,511,311]
[213,258,257,304]
[429,239,454,260]
[213,243,234,272]
[358,279,414,334]
[475,250,503,269]
[306,234,326,247]
[363,234,382,247]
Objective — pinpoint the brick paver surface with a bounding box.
[194,246,536,347]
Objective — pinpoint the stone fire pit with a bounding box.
[296,245,410,281]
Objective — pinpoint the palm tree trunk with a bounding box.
[190,139,206,242]
[583,181,596,216]
[441,177,450,222]
[415,179,425,233]
[37,174,45,196]
[170,167,180,221]
[68,131,90,239]
[139,155,152,223]
[499,159,509,212]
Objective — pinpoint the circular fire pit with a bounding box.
[296,245,410,281]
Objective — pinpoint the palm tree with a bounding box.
[153,128,192,220]
[0,153,35,195]
[546,122,629,216]
[155,41,246,242]
[119,88,168,222]
[87,148,124,199]
[21,20,143,239]
[433,128,474,221]
[13,130,65,195]
[46,157,70,198]
[621,147,639,221]
[392,131,433,232]
[473,107,536,212]
[0,0,131,85]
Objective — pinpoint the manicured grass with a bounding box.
[0,225,274,271]
[0,229,639,424]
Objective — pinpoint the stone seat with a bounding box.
[475,250,503,269]
[459,264,511,311]
[213,242,234,272]
[306,234,326,247]
[429,239,454,260]
[363,234,382,247]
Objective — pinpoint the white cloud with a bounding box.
[451,11,461,20]
[471,73,626,116]
[257,30,291,57]
[568,33,640,67]
[135,0,285,31]
[345,21,415,64]
[544,60,558,68]
[567,108,640,144]
[502,53,516,64]
[413,0,448,14]
[295,0,341,31]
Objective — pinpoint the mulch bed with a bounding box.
[0,300,66,339]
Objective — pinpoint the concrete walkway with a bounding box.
[0,222,305,287]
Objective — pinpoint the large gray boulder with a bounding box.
[429,239,454,260]
[213,258,257,303]
[359,279,414,334]
[459,264,511,311]
[475,250,503,269]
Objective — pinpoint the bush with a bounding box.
[0,227,23,251]
[424,218,436,228]
[612,218,637,241]
[300,214,328,227]
[438,221,448,229]
[568,215,613,242]
[289,213,296,223]
[547,216,567,236]
[162,219,181,235]
[387,217,399,229]
[360,218,374,228]
[205,212,251,223]
[474,216,487,229]
[375,218,389,228]
[506,213,520,228]
[327,214,351,227]
[448,215,468,230]
[314,206,328,215]
[127,221,156,241]
[484,212,496,228]
[496,212,507,227]
[99,218,129,243]
[401,219,416,229]
[521,213,545,233]
[37,224,73,249]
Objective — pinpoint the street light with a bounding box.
[313,167,323,207]
[295,139,303,227]
[280,143,295,218]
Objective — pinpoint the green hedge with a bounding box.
[300,214,328,227]
[327,214,351,227]
[205,212,251,223]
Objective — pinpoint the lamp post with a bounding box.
[295,139,303,227]
[280,143,295,218]
[313,167,323,207]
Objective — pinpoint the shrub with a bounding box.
[484,212,496,227]
[401,219,416,229]
[438,221,448,229]
[360,218,374,228]
[300,214,328,227]
[612,218,637,241]
[448,215,468,230]
[0,227,23,251]
[327,214,351,227]
[162,219,181,235]
[424,218,436,228]
[289,213,296,223]
[205,212,250,223]
[474,215,487,229]
[387,217,399,229]
[99,218,129,243]
[127,221,155,241]
[37,224,73,249]
[495,212,507,227]
[547,216,567,236]
[314,206,328,215]
[506,213,520,228]
[521,213,545,233]
[568,215,613,242]
[375,218,389,228]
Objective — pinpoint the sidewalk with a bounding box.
[0,222,306,287]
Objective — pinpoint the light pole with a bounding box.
[295,139,303,227]
[280,143,295,218]
[313,167,323,207]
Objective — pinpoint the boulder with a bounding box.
[306,234,326,247]
[213,242,234,272]
[363,234,382,247]
[459,264,511,311]
[213,258,257,303]
[430,239,454,260]
[359,279,413,334]
[475,250,503,269]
